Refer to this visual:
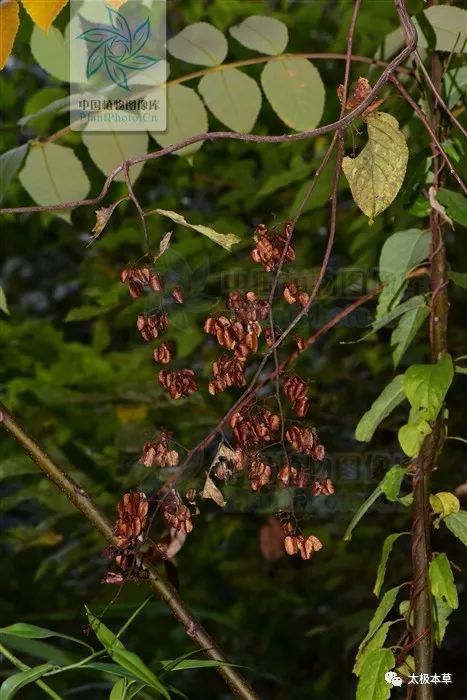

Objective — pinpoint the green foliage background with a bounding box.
[0,0,466,698]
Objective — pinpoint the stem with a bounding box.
[410,38,449,700]
[0,405,259,700]
[0,640,64,700]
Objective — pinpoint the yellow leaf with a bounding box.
[342,111,408,223]
[430,492,460,517]
[107,0,128,8]
[116,404,148,424]
[0,0,20,70]
[22,0,68,31]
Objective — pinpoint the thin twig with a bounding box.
[0,406,259,700]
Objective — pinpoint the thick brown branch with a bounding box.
[0,404,259,700]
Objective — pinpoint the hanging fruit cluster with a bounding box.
[105,222,335,582]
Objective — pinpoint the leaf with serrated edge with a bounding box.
[359,586,401,650]
[342,112,408,223]
[429,553,458,609]
[444,510,467,545]
[354,622,392,676]
[374,533,406,597]
[22,0,68,32]
[391,303,429,367]
[356,648,394,700]
[229,16,288,55]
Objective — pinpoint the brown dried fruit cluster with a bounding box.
[163,501,193,534]
[204,315,262,358]
[283,375,310,417]
[171,287,184,304]
[230,408,280,449]
[159,368,197,400]
[208,354,246,395]
[113,492,148,549]
[153,342,172,364]
[277,464,308,489]
[226,291,270,322]
[248,459,272,491]
[311,478,335,496]
[250,222,296,272]
[337,77,384,117]
[283,282,310,308]
[284,533,323,559]
[137,312,168,341]
[121,267,163,298]
[140,433,179,468]
[285,425,325,460]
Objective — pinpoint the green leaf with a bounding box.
[24,87,67,134]
[82,131,148,183]
[19,144,90,222]
[149,85,208,157]
[161,659,231,672]
[229,16,288,55]
[444,66,467,108]
[354,622,391,676]
[111,649,170,699]
[85,606,125,653]
[152,208,239,250]
[198,68,262,133]
[380,465,406,502]
[356,648,394,700]
[429,492,460,517]
[85,608,169,698]
[110,678,128,700]
[374,533,406,597]
[403,353,454,422]
[415,5,467,53]
[260,57,325,131]
[432,596,453,647]
[360,586,401,650]
[0,144,28,203]
[342,112,408,223]
[444,510,467,545]
[343,295,426,345]
[30,25,70,82]
[429,553,458,609]
[0,664,54,700]
[449,270,467,290]
[398,420,431,457]
[376,228,430,321]
[167,22,227,65]
[391,304,429,368]
[0,286,9,316]
[355,375,405,442]
[436,188,467,227]
[344,485,383,542]
[0,624,92,653]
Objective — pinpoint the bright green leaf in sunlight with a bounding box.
[355,375,405,442]
[30,25,70,82]
[356,648,394,700]
[198,69,262,133]
[415,5,467,53]
[19,144,90,222]
[0,664,54,700]
[403,353,454,422]
[430,492,460,518]
[167,22,227,65]
[342,112,408,223]
[82,130,148,183]
[436,188,467,227]
[429,553,458,609]
[149,85,208,156]
[229,16,288,55]
[261,57,325,131]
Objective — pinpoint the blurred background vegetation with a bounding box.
[0,0,466,698]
